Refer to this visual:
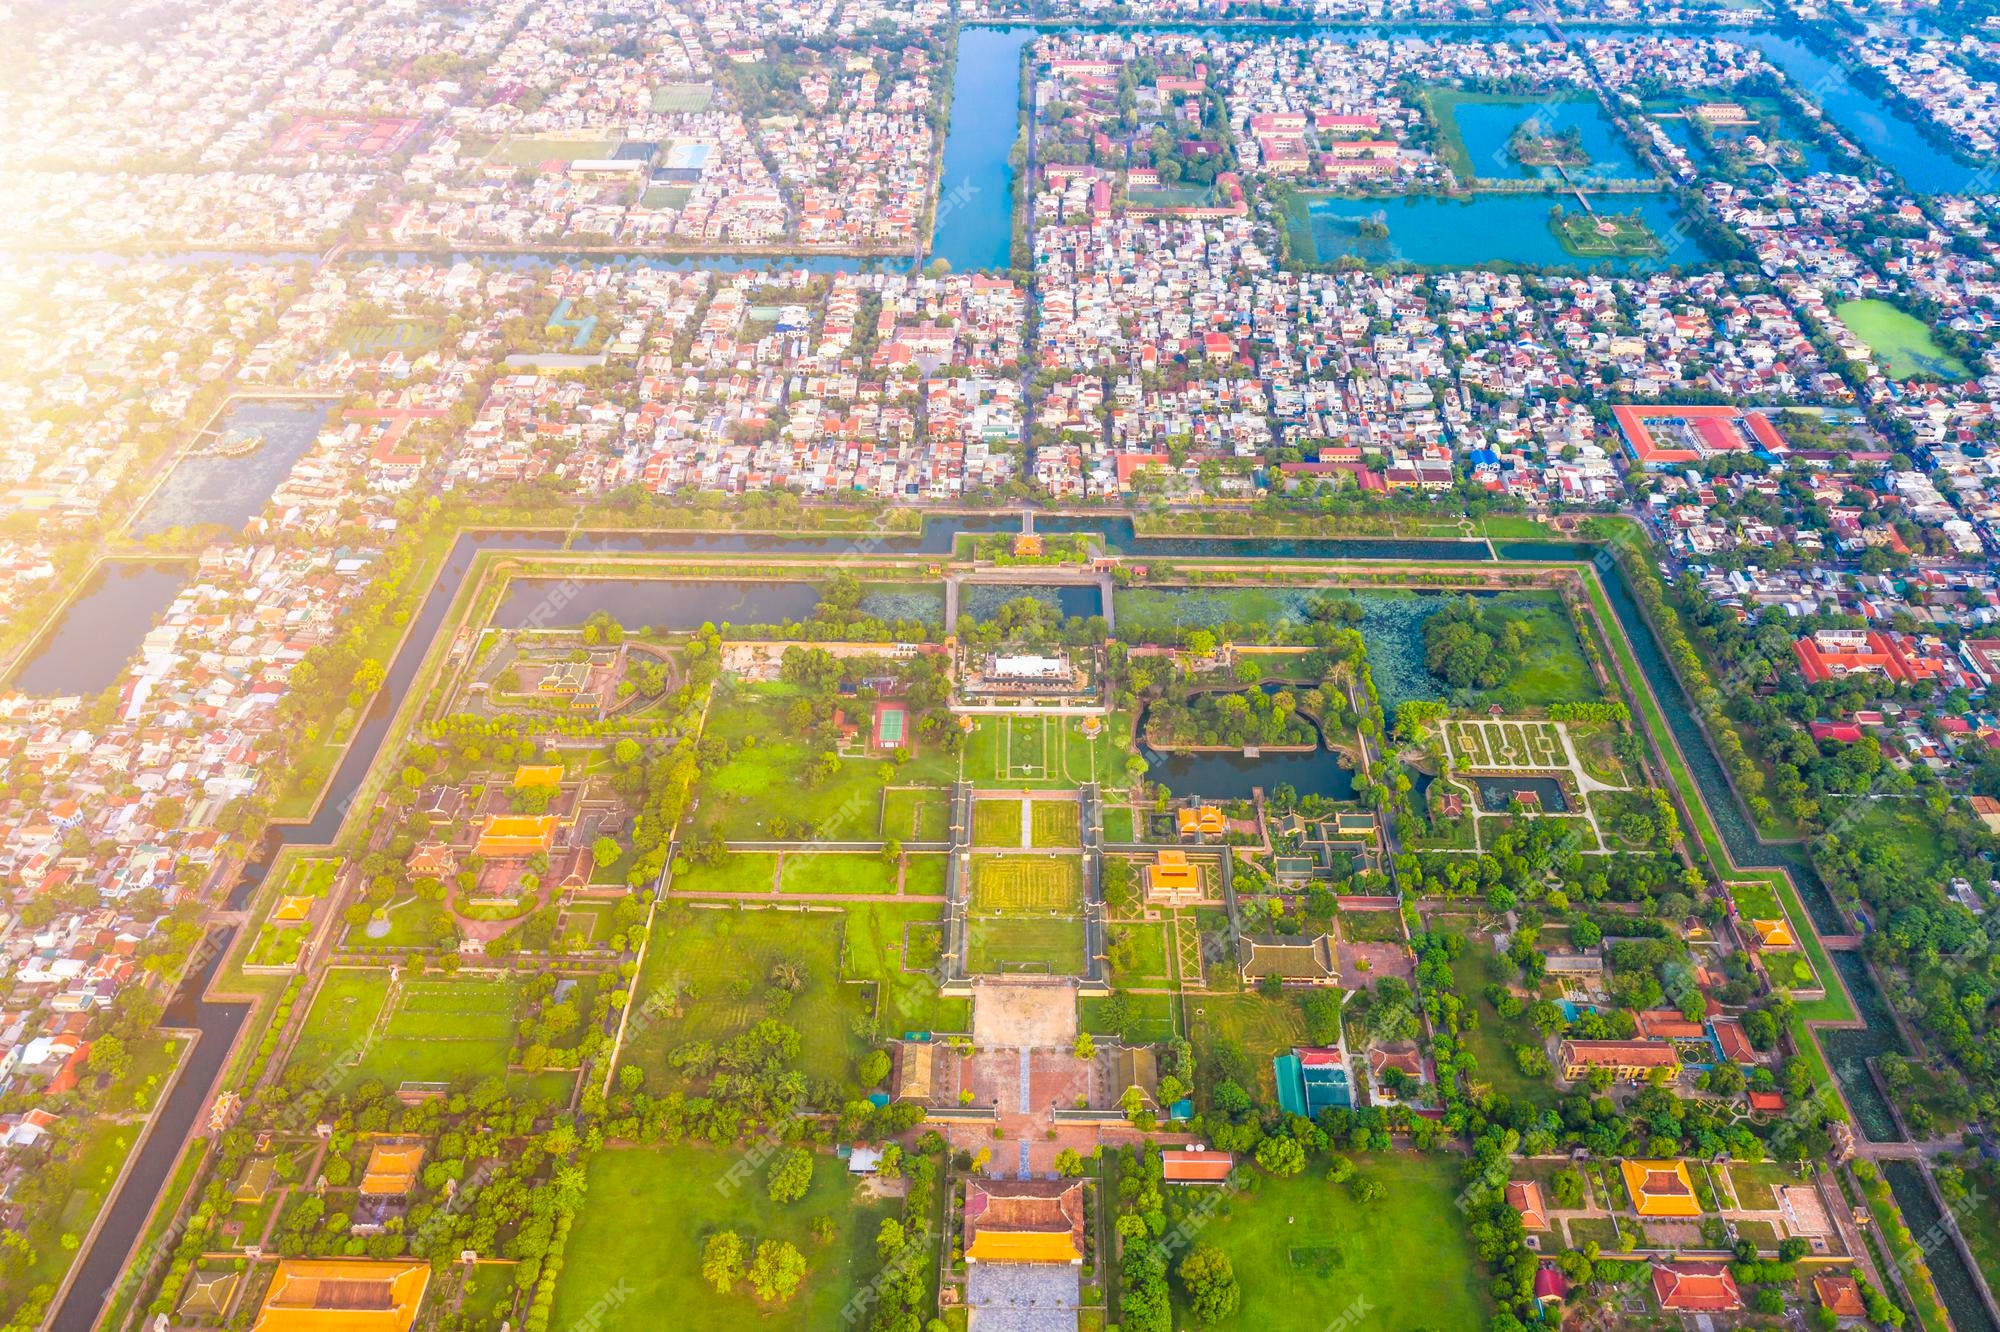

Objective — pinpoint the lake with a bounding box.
[1306,193,1708,271]
[133,399,332,537]
[1450,95,1648,183]
[11,563,188,698]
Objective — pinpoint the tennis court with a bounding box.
[874,702,907,749]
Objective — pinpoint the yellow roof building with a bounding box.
[1146,850,1200,902]
[1175,806,1226,837]
[251,1259,430,1332]
[512,764,564,789]
[1621,1159,1703,1218]
[359,1144,426,1197]
[273,895,314,925]
[1751,918,1795,948]
[474,814,559,858]
[966,1231,1082,1264]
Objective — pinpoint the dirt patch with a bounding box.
[972,979,1079,1048]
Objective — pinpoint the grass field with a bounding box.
[673,852,777,895]
[1835,298,1969,381]
[1105,922,1172,985]
[1460,591,1600,709]
[288,970,575,1098]
[973,798,1022,848]
[1031,800,1081,848]
[1160,1153,1487,1331]
[840,901,969,1034]
[696,683,960,839]
[969,855,1084,913]
[493,135,620,166]
[625,905,867,1087]
[1082,991,1176,1042]
[1447,933,1555,1109]
[961,713,1131,789]
[650,83,714,112]
[777,853,898,895]
[904,855,947,895]
[968,916,1086,974]
[553,1147,895,1332]
[882,787,950,841]
[1188,992,1309,1107]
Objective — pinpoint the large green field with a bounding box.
[287,969,574,1099]
[1160,1153,1488,1331]
[625,905,869,1087]
[696,684,961,838]
[968,916,1087,974]
[1446,933,1555,1109]
[969,854,1084,913]
[1835,299,1969,381]
[553,1147,895,1332]
[839,900,970,1034]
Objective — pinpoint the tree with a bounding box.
[1254,1135,1306,1177]
[767,1147,813,1204]
[1073,1031,1096,1060]
[858,1049,893,1086]
[701,1231,745,1295]
[1177,1244,1241,1324]
[1054,1148,1086,1177]
[748,1239,806,1302]
[1351,1175,1386,1205]
[591,836,621,869]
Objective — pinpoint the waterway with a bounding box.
[1136,697,1359,801]
[1883,1158,2000,1332]
[10,562,189,698]
[57,520,1943,1332]
[133,399,333,537]
[933,27,1036,272]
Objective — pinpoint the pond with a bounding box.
[960,581,1102,622]
[1305,192,1709,272]
[133,399,333,537]
[10,562,188,697]
[490,577,944,631]
[1471,774,1569,813]
[1449,94,1649,183]
[1136,701,1359,802]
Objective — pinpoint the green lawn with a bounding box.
[968,917,1086,975]
[1459,590,1600,710]
[1031,799,1081,848]
[1162,1154,1488,1331]
[625,905,868,1088]
[650,84,714,112]
[882,787,950,841]
[1187,992,1309,1109]
[1835,299,1969,381]
[778,853,898,895]
[961,713,1132,789]
[1082,991,1176,1043]
[673,852,778,895]
[493,135,620,167]
[553,1147,895,1332]
[1105,922,1172,986]
[289,970,572,1098]
[903,854,947,895]
[1447,939,1554,1109]
[840,901,970,1035]
[695,684,959,839]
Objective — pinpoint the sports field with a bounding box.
[961,713,1130,789]
[492,134,620,166]
[969,855,1084,914]
[650,83,714,113]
